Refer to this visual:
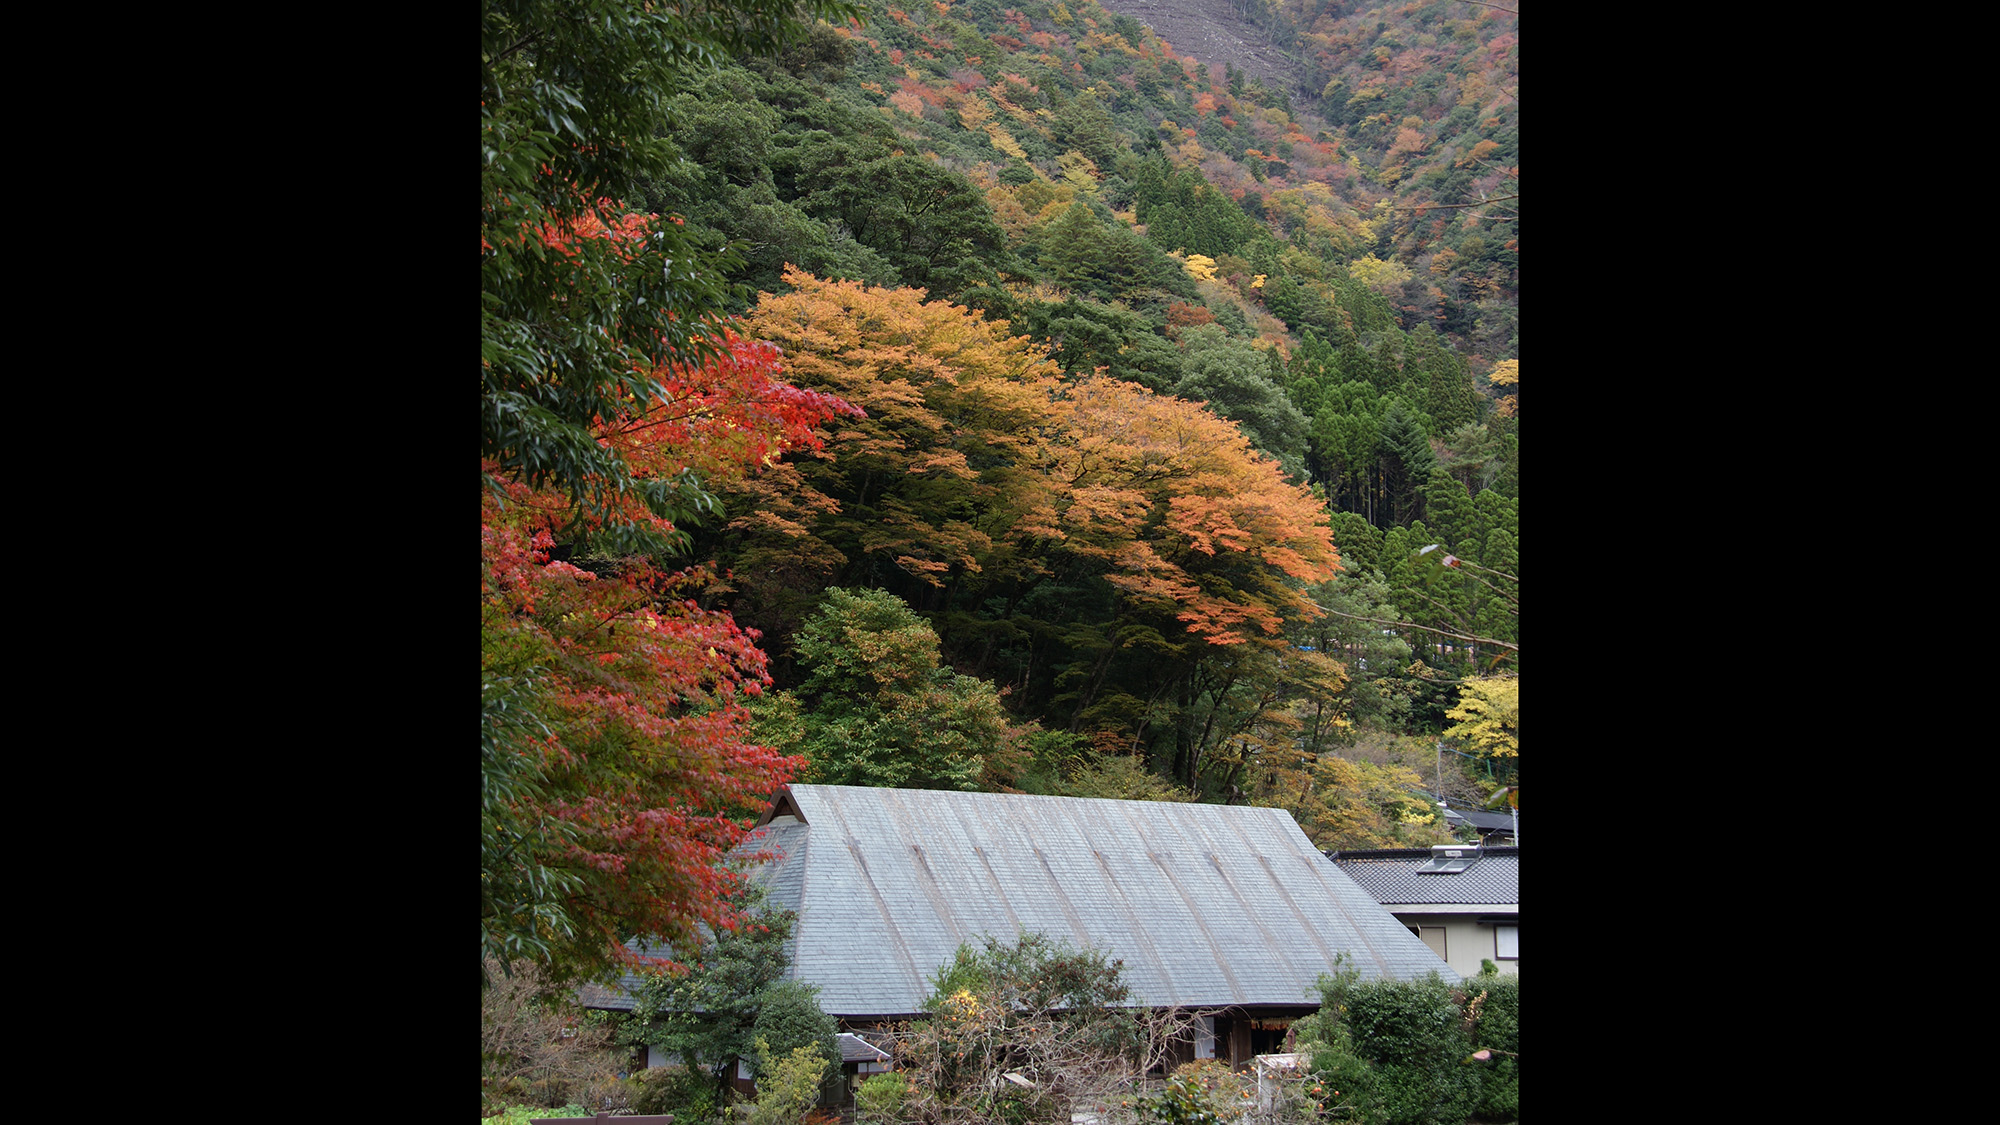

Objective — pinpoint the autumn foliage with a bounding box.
[482,215,859,986]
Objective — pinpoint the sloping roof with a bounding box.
[837,1032,890,1064]
[1329,846,1518,907]
[727,784,1456,1018]
[1440,806,1516,834]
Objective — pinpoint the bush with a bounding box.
[854,1072,911,1124]
[1133,1061,1250,1123]
[630,1064,716,1119]
[1466,971,1518,1122]
[480,957,627,1117]
[753,979,840,1098]
[745,1038,831,1125]
[1293,963,1511,1125]
[1342,975,1481,1125]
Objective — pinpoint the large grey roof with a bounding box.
[1330,847,1519,907]
[735,785,1456,1018]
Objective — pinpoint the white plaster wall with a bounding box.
[1396,912,1517,979]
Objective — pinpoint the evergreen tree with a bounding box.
[1369,336,1404,396]
[1377,397,1436,526]
[1422,466,1474,552]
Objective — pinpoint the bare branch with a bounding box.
[1310,603,1518,653]
[1394,194,1520,212]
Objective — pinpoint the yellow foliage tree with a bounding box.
[1057,150,1100,193]
[1348,253,1413,295]
[1488,359,1518,417]
[1443,676,1518,758]
[1183,253,1218,281]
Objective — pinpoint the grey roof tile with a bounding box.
[1329,847,1519,906]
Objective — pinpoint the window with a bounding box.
[1410,925,1448,961]
[1494,924,1518,960]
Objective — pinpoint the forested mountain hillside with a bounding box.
[482,0,1519,975]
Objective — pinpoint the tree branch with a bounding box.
[1395,194,1520,212]
[1310,603,1518,653]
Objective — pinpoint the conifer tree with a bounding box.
[1377,398,1436,526]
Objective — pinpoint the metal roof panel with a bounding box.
[739,785,1458,1017]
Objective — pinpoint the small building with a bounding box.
[837,1031,893,1096]
[1328,844,1518,979]
[1439,803,1517,844]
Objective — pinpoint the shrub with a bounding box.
[1341,974,1481,1125]
[1133,1061,1251,1123]
[752,979,840,1102]
[1293,961,1510,1125]
[854,1072,911,1124]
[480,957,627,1117]
[1466,970,1518,1122]
[745,1038,831,1125]
[630,1065,716,1119]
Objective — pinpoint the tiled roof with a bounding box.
[1328,847,1518,907]
[1440,806,1516,833]
[727,785,1457,1018]
[837,1032,890,1064]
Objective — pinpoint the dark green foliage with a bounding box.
[797,153,1010,299]
[1133,160,1261,258]
[1018,296,1184,390]
[1294,965,1501,1125]
[1050,91,1124,168]
[481,0,859,558]
[627,883,796,1090]
[480,674,580,976]
[779,587,1015,790]
[1029,201,1198,309]
[752,980,841,1086]
[1172,325,1309,479]
[1377,398,1437,526]
[1421,467,1473,552]
[1466,970,1519,1121]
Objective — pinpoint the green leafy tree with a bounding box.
[752,980,840,1081]
[628,882,798,1096]
[1376,398,1436,526]
[798,154,1009,298]
[777,587,1020,790]
[1171,325,1310,480]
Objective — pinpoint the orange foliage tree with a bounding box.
[1036,376,1345,784]
[720,266,1067,636]
[718,270,1344,789]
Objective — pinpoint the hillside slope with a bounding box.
[1093,0,1299,89]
